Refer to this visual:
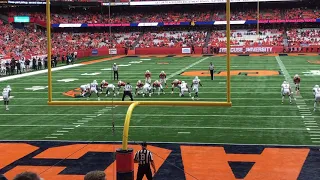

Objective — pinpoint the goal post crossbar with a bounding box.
[45,0,233,150]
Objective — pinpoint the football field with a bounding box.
[1,55,319,145]
[1,54,320,179]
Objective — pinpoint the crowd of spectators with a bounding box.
[209,29,284,47]
[137,31,206,48]
[5,7,319,24]
[287,28,320,46]
[0,23,139,58]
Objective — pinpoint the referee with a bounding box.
[113,63,119,80]
[209,62,214,80]
[122,82,134,101]
[134,142,156,180]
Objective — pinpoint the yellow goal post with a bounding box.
[46,0,232,150]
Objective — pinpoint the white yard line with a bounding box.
[276,56,318,143]
[0,114,313,118]
[0,64,83,82]
[0,124,310,130]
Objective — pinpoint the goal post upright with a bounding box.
[46,0,52,103]
[226,0,231,103]
[46,0,233,149]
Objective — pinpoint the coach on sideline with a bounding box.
[134,142,156,180]
[113,63,119,81]
[122,82,133,101]
[209,62,214,80]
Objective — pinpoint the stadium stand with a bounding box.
[287,28,320,46]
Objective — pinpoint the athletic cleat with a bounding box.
[98,97,101,101]
[281,102,284,104]
[6,108,9,111]
[191,97,194,100]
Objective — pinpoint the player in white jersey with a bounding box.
[105,84,116,97]
[0,61,5,75]
[142,83,152,97]
[191,76,203,100]
[20,58,26,72]
[88,80,100,100]
[179,81,191,97]
[313,85,320,111]
[80,84,90,97]
[281,81,292,104]
[2,85,11,111]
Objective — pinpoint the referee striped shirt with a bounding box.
[209,64,214,70]
[124,84,132,91]
[113,65,118,71]
[135,149,153,165]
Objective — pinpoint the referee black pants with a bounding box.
[137,165,152,180]
[114,71,119,80]
[122,91,133,101]
[210,70,214,80]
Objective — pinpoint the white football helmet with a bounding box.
[93,80,97,84]
[102,80,106,84]
[283,81,287,84]
[146,70,150,73]
[161,71,164,74]
[315,85,319,88]
[138,80,141,84]
[194,76,199,80]
[6,85,10,89]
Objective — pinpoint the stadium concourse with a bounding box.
[1,0,320,179]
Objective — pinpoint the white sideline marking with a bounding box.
[51,133,63,136]
[78,120,88,122]
[166,57,209,80]
[0,64,83,82]
[57,131,68,133]
[178,132,191,134]
[276,56,318,142]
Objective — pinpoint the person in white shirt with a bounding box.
[313,85,320,111]
[281,81,292,104]
[2,85,11,111]
[180,81,191,97]
[191,76,203,100]
[88,80,100,101]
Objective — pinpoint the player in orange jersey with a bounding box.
[293,74,301,94]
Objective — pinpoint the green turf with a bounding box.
[1,55,319,145]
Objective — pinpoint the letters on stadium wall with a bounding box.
[219,46,279,53]
[109,48,117,55]
[182,48,191,54]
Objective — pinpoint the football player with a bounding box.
[117,80,126,95]
[180,81,191,97]
[145,70,151,84]
[153,80,164,95]
[159,71,167,87]
[281,81,292,104]
[142,83,152,97]
[80,83,90,97]
[0,61,5,76]
[171,79,182,94]
[191,76,203,100]
[88,80,100,101]
[21,57,26,73]
[105,83,116,97]
[135,80,144,95]
[293,74,301,94]
[100,80,108,92]
[313,85,320,111]
[2,85,11,111]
